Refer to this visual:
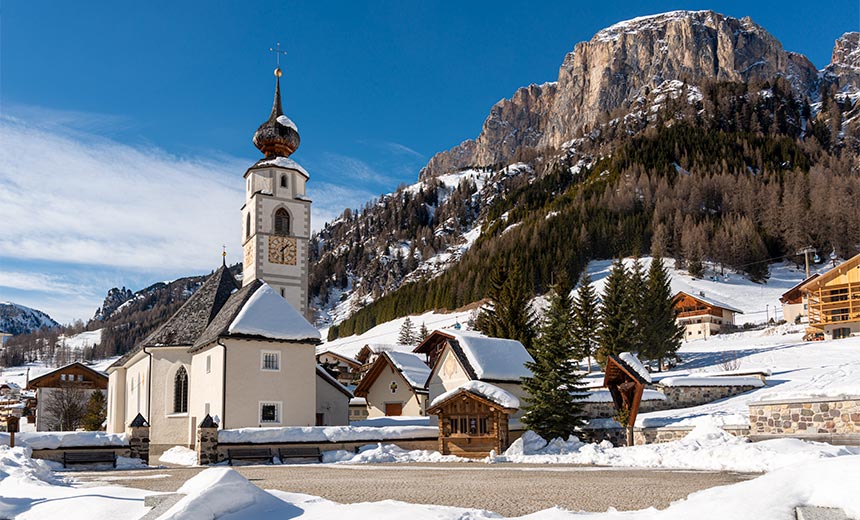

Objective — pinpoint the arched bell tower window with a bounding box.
[274,208,290,235]
[280,175,288,188]
[245,213,251,239]
[173,366,188,413]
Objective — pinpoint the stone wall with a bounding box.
[660,384,760,408]
[749,397,860,435]
[581,425,749,447]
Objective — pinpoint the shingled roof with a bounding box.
[190,280,321,351]
[110,265,238,368]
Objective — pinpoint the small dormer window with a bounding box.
[274,208,290,235]
[280,175,288,188]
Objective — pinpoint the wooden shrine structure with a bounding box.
[427,387,517,458]
[603,355,649,446]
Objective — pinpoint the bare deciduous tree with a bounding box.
[43,383,86,431]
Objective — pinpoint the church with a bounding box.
[105,65,348,455]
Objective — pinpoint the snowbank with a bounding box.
[0,446,59,485]
[619,352,652,383]
[323,443,468,464]
[218,424,437,444]
[494,425,860,472]
[159,446,198,466]
[0,431,128,450]
[429,380,520,409]
[659,376,764,387]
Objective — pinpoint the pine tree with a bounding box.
[626,257,648,355]
[419,322,430,342]
[641,257,684,370]
[597,259,634,365]
[397,317,416,345]
[476,264,537,351]
[81,390,107,431]
[521,280,588,440]
[572,270,599,373]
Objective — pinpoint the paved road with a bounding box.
[75,463,754,516]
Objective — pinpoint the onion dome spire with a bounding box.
[253,66,300,158]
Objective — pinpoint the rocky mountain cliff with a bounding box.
[421,10,834,179]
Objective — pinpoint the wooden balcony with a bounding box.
[807,282,860,327]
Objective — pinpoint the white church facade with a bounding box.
[106,65,349,454]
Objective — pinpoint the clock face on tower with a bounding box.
[268,236,297,265]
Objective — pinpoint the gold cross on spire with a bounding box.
[222,244,227,266]
[269,42,288,77]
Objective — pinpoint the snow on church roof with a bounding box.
[446,330,533,382]
[191,280,319,350]
[253,156,309,178]
[227,283,320,341]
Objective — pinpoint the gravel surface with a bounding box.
[74,463,754,516]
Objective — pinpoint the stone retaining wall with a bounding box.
[749,397,860,435]
[660,384,760,408]
[580,425,749,447]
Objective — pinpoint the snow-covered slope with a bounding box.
[0,302,58,335]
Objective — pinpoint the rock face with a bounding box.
[421,10,822,179]
[825,32,860,93]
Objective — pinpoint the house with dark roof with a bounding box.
[672,291,744,339]
[28,362,108,431]
[779,274,819,324]
[106,268,322,454]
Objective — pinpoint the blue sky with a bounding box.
[1,1,857,324]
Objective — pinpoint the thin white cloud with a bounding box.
[0,271,81,295]
[319,152,398,186]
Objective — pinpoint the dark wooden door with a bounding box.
[385,402,402,416]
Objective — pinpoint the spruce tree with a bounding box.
[476,264,537,352]
[397,317,416,345]
[521,280,588,440]
[419,322,430,342]
[641,257,684,370]
[81,390,107,431]
[626,257,648,355]
[572,270,599,373]
[597,259,634,365]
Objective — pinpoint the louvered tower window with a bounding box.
[174,366,188,413]
[274,208,290,235]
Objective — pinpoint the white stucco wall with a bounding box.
[123,356,151,430]
[148,348,196,448]
[107,368,126,433]
[363,364,425,418]
[222,338,316,428]
[190,344,226,429]
[315,374,349,426]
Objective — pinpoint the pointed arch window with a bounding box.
[274,208,291,235]
[173,366,188,413]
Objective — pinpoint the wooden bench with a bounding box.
[226,448,273,465]
[278,447,322,463]
[62,450,117,468]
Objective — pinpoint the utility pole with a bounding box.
[796,246,817,279]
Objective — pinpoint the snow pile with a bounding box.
[0,431,128,450]
[583,389,667,402]
[384,351,431,389]
[619,352,652,383]
[156,467,296,520]
[430,380,520,409]
[659,376,764,387]
[350,416,429,427]
[495,425,860,472]
[159,446,198,466]
[0,446,60,486]
[228,283,320,341]
[323,443,469,464]
[449,330,533,381]
[218,424,437,444]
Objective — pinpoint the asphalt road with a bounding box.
[75,462,754,516]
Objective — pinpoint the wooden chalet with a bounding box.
[28,362,108,432]
[316,350,362,385]
[802,253,860,340]
[779,274,819,325]
[672,291,743,339]
[426,381,518,458]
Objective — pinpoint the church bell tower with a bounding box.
[242,61,311,317]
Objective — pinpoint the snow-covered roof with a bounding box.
[429,380,520,410]
[384,351,432,390]
[227,284,320,341]
[444,330,533,382]
[618,352,652,384]
[659,376,764,388]
[253,156,309,178]
[675,291,744,314]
